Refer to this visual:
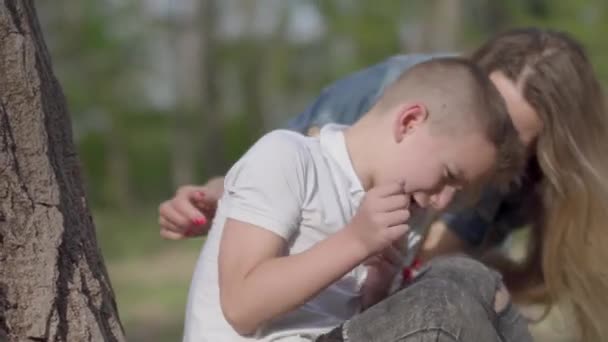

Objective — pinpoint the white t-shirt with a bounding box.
[183,125,425,341]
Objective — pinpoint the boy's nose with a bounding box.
[429,187,456,210]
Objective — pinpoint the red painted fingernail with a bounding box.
[196,191,205,199]
[193,216,207,226]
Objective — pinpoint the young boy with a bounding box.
[182,58,522,341]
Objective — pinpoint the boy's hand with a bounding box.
[158,178,224,240]
[360,245,403,309]
[346,182,411,256]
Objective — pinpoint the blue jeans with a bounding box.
[317,256,532,342]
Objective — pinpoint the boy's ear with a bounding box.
[393,102,429,143]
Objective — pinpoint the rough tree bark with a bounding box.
[0,1,125,341]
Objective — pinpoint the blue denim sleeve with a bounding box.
[441,189,503,247]
[285,54,447,133]
[442,184,532,247]
[442,210,491,247]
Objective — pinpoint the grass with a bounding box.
[95,207,203,341]
[95,207,573,342]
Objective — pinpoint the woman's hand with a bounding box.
[158,177,224,239]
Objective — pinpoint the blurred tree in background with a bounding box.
[30,1,608,340]
[37,0,608,211]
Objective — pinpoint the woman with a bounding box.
[159,28,608,341]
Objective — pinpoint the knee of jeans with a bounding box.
[493,283,511,313]
[423,255,505,312]
[402,277,499,339]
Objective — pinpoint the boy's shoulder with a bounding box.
[234,130,317,175]
[259,129,311,144]
[224,130,315,215]
[249,129,315,158]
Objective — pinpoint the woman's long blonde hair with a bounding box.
[472,28,608,341]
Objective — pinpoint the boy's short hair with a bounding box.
[374,57,525,188]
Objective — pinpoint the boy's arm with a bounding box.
[219,219,368,335]
[219,183,410,335]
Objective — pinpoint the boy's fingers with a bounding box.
[380,194,410,212]
[383,209,410,227]
[387,224,409,242]
[393,235,409,255]
[375,258,397,276]
[374,182,406,197]
[363,255,382,266]
[382,246,403,266]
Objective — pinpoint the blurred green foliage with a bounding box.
[38,0,608,210]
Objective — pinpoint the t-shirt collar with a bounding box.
[319,124,365,198]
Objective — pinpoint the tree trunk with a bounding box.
[0,1,125,341]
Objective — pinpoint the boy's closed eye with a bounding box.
[444,166,464,190]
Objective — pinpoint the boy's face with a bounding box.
[381,104,497,211]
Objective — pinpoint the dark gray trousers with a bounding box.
[317,256,532,342]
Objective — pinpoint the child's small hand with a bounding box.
[346,182,411,256]
[360,245,403,309]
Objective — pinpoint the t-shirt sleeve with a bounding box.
[221,131,308,240]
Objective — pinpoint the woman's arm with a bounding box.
[419,188,517,261]
[417,220,471,261]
